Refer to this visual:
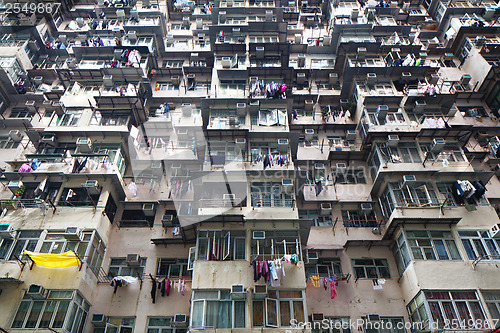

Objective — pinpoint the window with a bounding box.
[196,230,246,261]
[52,110,83,127]
[7,230,42,261]
[58,188,100,207]
[250,230,300,260]
[365,317,405,333]
[352,258,390,279]
[334,168,366,184]
[119,209,155,227]
[251,181,294,208]
[108,257,147,278]
[0,136,20,149]
[147,317,187,333]
[252,290,305,327]
[482,291,500,327]
[393,230,461,274]
[408,291,487,329]
[382,182,439,212]
[93,317,135,333]
[377,143,422,164]
[162,60,183,68]
[305,258,342,277]
[342,210,377,227]
[157,83,179,91]
[12,290,90,332]
[156,258,192,277]
[420,143,465,163]
[40,231,89,256]
[459,230,500,260]
[311,317,351,333]
[191,290,245,328]
[299,210,333,227]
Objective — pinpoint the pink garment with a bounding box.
[18,163,32,173]
[330,279,337,299]
[166,279,171,296]
[280,83,287,93]
[323,277,328,290]
[181,279,185,296]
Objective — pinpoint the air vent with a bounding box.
[252,231,265,239]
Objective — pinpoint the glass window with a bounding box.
[156,258,192,277]
[352,258,391,279]
[459,230,500,260]
[108,257,147,277]
[190,290,245,328]
[8,230,42,261]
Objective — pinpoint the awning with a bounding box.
[304,244,344,250]
[24,250,81,268]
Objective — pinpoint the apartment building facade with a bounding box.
[0,0,499,332]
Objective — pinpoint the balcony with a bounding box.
[59,17,161,33]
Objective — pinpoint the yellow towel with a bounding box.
[24,250,80,268]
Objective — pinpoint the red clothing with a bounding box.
[330,279,337,299]
[166,279,171,296]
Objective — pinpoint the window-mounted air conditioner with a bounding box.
[402,175,416,187]
[151,161,162,169]
[329,73,338,84]
[282,179,293,193]
[298,54,306,67]
[376,105,389,120]
[26,284,48,299]
[431,138,445,153]
[173,314,188,327]
[223,194,236,200]
[253,285,268,299]
[76,137,92,153]
[307,250,318,262]
[312,313,324,322]
[346,130,356,141]
[305,128,314,140]
[0,224,14,239]
[231,284,246,299]
[320,203,331,215]
[91,314,107,327]
[103,75,113,87]
[162,214,174,228]
[460,74,471,86]
[305,100,314,111]
[297,72,306,84]
[336,163,347,169]
[42,133,57,146]
[127,30,137,42]
[252,231,265,239]
[443,53,454,61]
[83,180,100,195]
[361,203,373,211]
[414,100,426,113]
[235,138,246,146]
[315,163,325,170]
[64,227,83,241]
[221,56,231,68]
[8,181,25,196]
[366,73,377,84]
[490,223,500,238]
[126,254,141,266]
[171,163,182,169]
[142,203,155,216]
[368,314,381,322]
[388,134,399,147]
[9,130,22,143]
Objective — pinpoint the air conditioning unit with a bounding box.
[9,130,22,143]
[223,194,236,200]
[52,102,64,116]
[265,10,273,21]
[295,34,302,44]
[171,163,182,169]
[298,54,306,67]
[235,138,246,147]
[219,11,226,22]
[181,103,192,117]
[414,100,426,113]
[126,254,141,266]
[173,314,188,327]
[221,56,231,68]
[103,75,113,87]
[366,8,375,20]
[151,161,162,169]
[127,31,137,42]
[305,100,314,111]
[26,284,48,299]
[166,34,174,45]
[376,105,389,120]
[351,8,359,20]
[320,203,331,215]
[368,314,381,322]
[297,72,306,84]
[315,163,325,170]
[431,138,446,153]
[305,129,314,140]
[82,180,100,195]
[42,133,57,146]
[336,163,347,169]
[253,285,268,299]
[231,284,246,299]
[76,17,85,27]
[162,214,174,227]
[429,74,439,85]
[0,224,14,239]
[236,103,247,116]
[252,231,266,239]
[329,73,338,85]
[490,223,500,238]
[312,313,324,322]
[182,16,190,28]
[278,139,289,153]
[142,203,155,216]
[361,203,373,211]
[388,135,399,147]
[483,7,495,20]
[357,47,367,59]
[249,100,259,112]
[76,138,92,153]
[66,58,76,68]
[64,227,83,241]
[91,314,107,327]
[402,175,417,186]
[307,251,318,262]
[282,179,293,193]
[402,72,412,81]
[196,18,203,28]
[323,36,331,46]
[366,73,377,84]
[176,128,189,140]
[346,130,356,140]
[444,53,454,61]
[460,74,471,86]
[8,181,25,196]
[256,46,265,59]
